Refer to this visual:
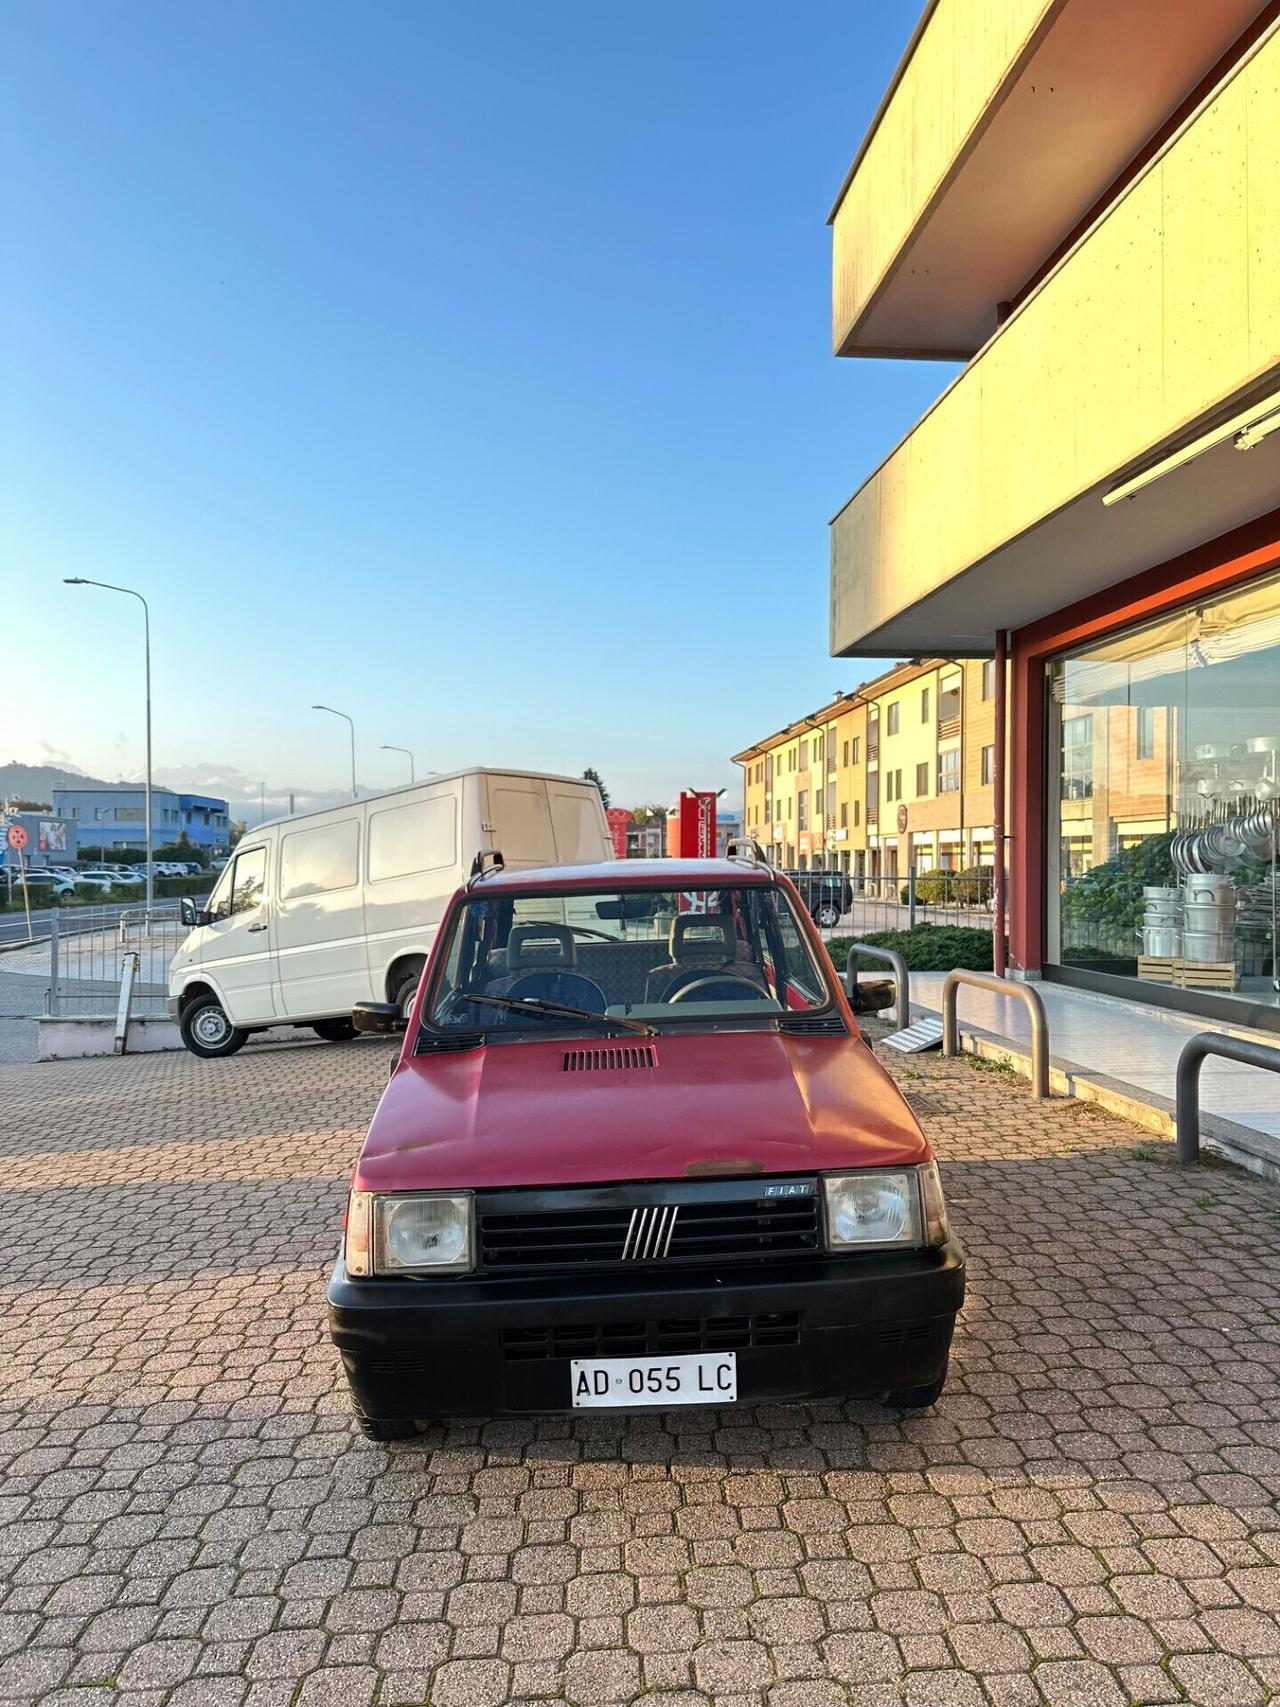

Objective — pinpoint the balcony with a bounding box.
[829,0,1267,357]
[831,24,1280,657]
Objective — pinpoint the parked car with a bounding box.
[326,853,964,1439]
[168,769,615,1057]
[782,868,853,929]
[21,870,76,895]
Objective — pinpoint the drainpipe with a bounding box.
[993,631,1008,977]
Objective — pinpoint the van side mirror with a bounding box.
[180,896,212,929]
[353,1001,408,1035]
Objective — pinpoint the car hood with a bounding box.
[355,1028,929,1192]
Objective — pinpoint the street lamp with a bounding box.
[65,578,153,914]
[312,705,357,799]
[380,744,415,783]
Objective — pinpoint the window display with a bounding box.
[1048,570,1280,1011]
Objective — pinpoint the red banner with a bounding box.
[672,791,717,860]
[606,808,631,860]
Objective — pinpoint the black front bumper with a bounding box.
[327,1241,965,1420]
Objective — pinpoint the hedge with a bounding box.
[823,924,994,973]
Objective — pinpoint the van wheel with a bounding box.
[356,1415,420,1441]
[180,994,248,1059]
[394,972,421,1019]
[312,1019,358,1043]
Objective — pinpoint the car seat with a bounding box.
[644,915,769,1004]
[485,923,607,1014]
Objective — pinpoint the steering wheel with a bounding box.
[668,973,770,1004]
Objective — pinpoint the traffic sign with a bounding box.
[6,824,28,851]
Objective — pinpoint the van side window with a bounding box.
[280,820,360,901]
[230,847,266,915]
[368,797,457,882]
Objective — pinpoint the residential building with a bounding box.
[51,786,231,855]
[826,0,1280,1029]
[732,658,996,882]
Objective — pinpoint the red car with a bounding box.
[328,852,964,1439]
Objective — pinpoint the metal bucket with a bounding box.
[1141,926,1182,957]
[1185,874,1234,906]
[1181,928,1234,963]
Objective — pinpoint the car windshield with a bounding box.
[426,882,838,1037]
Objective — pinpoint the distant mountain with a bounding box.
[0,761,112,806]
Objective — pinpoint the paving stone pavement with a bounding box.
[2,1026,1280,1706]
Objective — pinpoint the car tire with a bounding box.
[815,902,841,929]
[394,972,421,1019]
[886,1365,948,1409]
[180,994,249,1059]
[312,1019,358,1043]
[356,1414,420,1441]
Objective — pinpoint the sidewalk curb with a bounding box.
[912,1002,1280,1185]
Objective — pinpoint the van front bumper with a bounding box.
[326,1242,965,1420]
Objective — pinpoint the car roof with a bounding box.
[469,857,776,894]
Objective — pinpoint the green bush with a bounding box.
[824,924,994,973]
[898,866,993,908]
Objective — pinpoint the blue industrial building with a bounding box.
[51,786,231,855]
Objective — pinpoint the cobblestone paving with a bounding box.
[2,1028,1280,1706]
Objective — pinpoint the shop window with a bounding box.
[1062,716,1094,799]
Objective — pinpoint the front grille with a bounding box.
[477,1180,821,1273]
[501,1313,802,1361]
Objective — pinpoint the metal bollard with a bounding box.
[1175,1031,1280,1165]
[941,968,1050,1099]
[845,943,911,1033]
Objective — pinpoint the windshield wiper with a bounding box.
[458,993,655,1037]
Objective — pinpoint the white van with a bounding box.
[168,768,612,1057]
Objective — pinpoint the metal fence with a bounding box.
[809,868,996,942]
[47,904,184,1017]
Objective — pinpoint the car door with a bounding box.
[196,844,277,1024]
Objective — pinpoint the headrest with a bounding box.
[669,914,737,962]
[505,923,576,971]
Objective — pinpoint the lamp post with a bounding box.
[312,705,358,799]
[65,578,153,915]
[380,744,415,783]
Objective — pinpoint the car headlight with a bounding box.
[343,1191,473,1276]
[823,1164,948,1250]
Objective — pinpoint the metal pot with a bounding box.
[1181,928,1234,963]
[1140,926,1182,957]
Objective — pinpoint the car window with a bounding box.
[427,882,838,1037]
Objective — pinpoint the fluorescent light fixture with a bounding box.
[1103,387,1280,506]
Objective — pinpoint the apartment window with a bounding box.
[853,800,861,827]
[827,782,837,817]
[938,749,961,794]
[920,687,930,724]
[1136,706,1156,760]
[939,679,962,722]
[915,762,929,797]
[842,740,849,767]
[798,740,809,772]
[895,768,903,801]
[886,702,900,736]
[981,745,994,786]
[813,734,823,767]
[840,803,848,829]
[115,808,145,822]
[982,659,995,700]
[827,729,836,772]
[851,736,861,764]
[797,791,809,831]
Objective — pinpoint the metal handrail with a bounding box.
[845,943,910,1033]
[1175,1031,1280,1165]
[941,968,1050,1099]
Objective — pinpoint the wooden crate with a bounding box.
[1137,955,1239,992]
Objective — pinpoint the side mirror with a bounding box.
[181,896,213,928]
[353,1001,408,1036]
[848,978,895,1014]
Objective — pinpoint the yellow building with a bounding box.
[733,657,996,884]
[826,0,1280,1028]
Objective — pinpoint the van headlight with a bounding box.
[823,1163,948,1250]
[344,1191,474,1276]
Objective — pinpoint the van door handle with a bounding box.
[247,921,269,933]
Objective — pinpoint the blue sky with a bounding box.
[2,0,947,814]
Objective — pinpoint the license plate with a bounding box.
[570,1351,737,1408]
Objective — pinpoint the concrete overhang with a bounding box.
[830,24,1280,658]
[830,0,1271,359]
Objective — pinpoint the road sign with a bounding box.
[6,823,28,851]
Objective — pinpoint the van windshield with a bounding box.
[426,883,838,1036]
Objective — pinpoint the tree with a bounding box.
[582,768,610,808]
[229,819,247,846]
[631,804,668,827]
[4,798,51,812]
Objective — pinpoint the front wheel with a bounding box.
[815,902,841,929]
[312,1019,357,1043]
[180,994,249,1059]
[886,1363,948,1410]
[356,1414,420,1441]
